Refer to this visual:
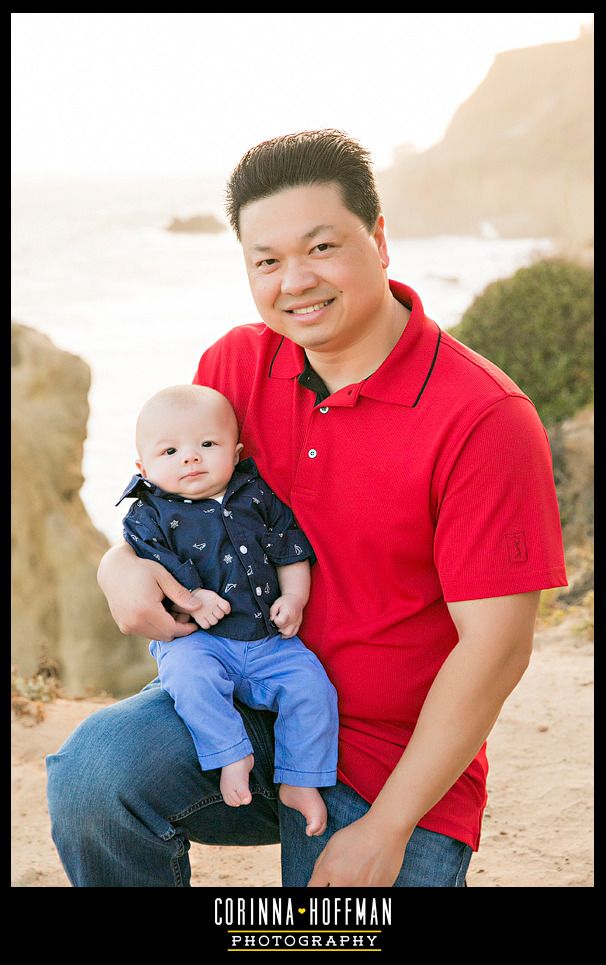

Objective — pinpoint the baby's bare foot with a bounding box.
[279,784,327,836]
[220,754,254,807]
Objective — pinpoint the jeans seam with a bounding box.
[167,786,277,823]
[454,847,471,887]
[171,835,185,886]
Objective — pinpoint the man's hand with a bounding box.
[97,544,202,642]
[189,588,231,630]
[307,813,410,887]
[269,593,305,638]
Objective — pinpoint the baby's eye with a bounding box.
[165,447,177,455]
[201,441,215,448]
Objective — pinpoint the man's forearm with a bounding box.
[96,538,201,639]
[367,633,532,838]
[97,540,136,595]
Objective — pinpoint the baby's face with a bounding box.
[136,399,243,500]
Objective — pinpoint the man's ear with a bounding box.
[135,459,147,478]
[373,214,389,270]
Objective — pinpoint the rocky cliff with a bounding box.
[378,28,593,255]
[11,322,153,697]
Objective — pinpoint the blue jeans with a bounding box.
[150,630,338,785]
[46,679,472,887]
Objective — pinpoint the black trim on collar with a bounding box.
[268,336,286,379]
[412,330,441,407]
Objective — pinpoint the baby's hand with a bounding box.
[190,588,231,630]
[269,593,305,639]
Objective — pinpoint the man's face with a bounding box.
[239,183,390,355]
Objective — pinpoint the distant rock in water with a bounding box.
[11,322,152,698]
[166,213,226,234]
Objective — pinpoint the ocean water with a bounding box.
[11,174,554,542]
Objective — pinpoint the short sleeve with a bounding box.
[434,395,567,601]
[260,489,317,566]
[122,506,202,592]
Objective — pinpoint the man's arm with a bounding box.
[307,590,540,887]
[97,542,202,642]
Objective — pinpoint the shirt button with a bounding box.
[308,449,317,458]
[319,406,329,413]
[240,545,248,553]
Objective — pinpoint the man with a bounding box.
[46,130,567,887]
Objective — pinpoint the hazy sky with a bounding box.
[12,12,593,180]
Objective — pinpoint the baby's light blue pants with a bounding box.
[149,630,339,787]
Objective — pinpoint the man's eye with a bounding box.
[314,243,333,253]
[257,258,278,268]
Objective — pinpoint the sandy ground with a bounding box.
[11,612,593,888]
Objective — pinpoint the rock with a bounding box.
[378,27,593,257]
[548,406,594,603]
[166,213,225,234]
[11,322,153,697]
[549,407,594,548]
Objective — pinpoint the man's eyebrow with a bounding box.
[250,224,336,253]
[303,223,335,240]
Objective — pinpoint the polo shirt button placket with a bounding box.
[296,410,328,492]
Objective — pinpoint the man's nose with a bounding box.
[280,260,319,296]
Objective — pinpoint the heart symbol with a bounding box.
[298,908,306,914]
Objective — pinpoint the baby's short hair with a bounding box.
[135,384,239,453]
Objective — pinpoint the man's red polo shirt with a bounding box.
[193,279,567,850]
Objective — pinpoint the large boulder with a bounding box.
[11,322,153,697]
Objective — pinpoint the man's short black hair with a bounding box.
[225,129,381,241]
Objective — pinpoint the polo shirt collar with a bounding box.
[267,279,441,408]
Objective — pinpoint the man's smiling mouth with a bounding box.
[286,299,335,315]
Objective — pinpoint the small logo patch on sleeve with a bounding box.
[507,532,528,563]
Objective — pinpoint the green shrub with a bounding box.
[449,259,594,426]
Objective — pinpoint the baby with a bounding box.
[116,384,339,835]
